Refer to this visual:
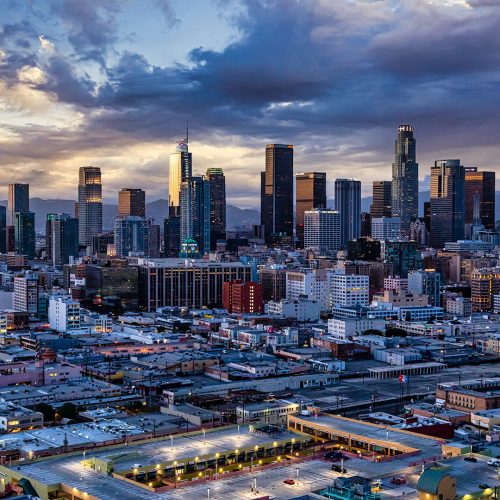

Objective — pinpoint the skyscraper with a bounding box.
[334,178,361,248]
[0,206,6,254]
[371,181,392,218]
[392,125,418,234]
[163,210,181,257]
[180,176,211,253]
[464,168,495,229]
[168,139,191,208]
[295,172,327,248]
[46,213,79,266]
[261,144,294,245]
[14,212,35,259]
[206,167,226,250]
[430,160,465,249]
[77,166,102,246]
[114,216,150,257]
[118,188,146,218]
[8,184,29,227]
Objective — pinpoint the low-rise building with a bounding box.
[0,402,43,432]
[328,317,386,339]
[267,298,321,321]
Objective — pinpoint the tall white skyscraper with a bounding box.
[304,208,341,254]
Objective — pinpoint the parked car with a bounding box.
[464,456,477,462]
[331,464,347,473]
[283,479,295,485]
[479,483,490,489]
[487,459,500,466]
[391,476,406,485]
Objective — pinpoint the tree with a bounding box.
[57,403,80,420]
[34,403,56,421]
[384,327,407,338]
[363,329,384,336]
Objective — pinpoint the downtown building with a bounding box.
[471,267,500,312]
[295,172,327,248]
[46,213,79,266]
[77,166,103,246]
[371,217,401,241]
[430,160,465,249]
[334,179,361,248]
[261,144,294,246]
[464,167,495,230]
[391,125,418,235]
[14,211,35,259]
[206,167,226,250]
[118,188,146,218]
[304,208,341,255]
[371,181,392,218]
[222,280,263,314]
[138,258,251,311]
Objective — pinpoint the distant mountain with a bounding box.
[0,198,260,232]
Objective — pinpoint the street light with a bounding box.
[207,487,210,499]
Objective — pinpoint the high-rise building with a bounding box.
[330,274,369,308]
[334,179,361,248]
[8,184,29,227]
[206,168,226,250]
[46,213,79,267]
[114,216,150,257]
[168,139,191,208]
[360,212,372,238]
[118,188,146,218]
[295,172,327,247]
[430,160,465,249]
[0,205,6,254]
[382,240,422,278]
[304,208,341,254]
[14,212,35,259]
[371,181,392,218]
[14,275,39,314]
[180,176,211,253]
[391,125,418,234]
[77,166,102,246]
[407,270,441,307]
[261,144,294,245]
[91,233,114,257]
[471,267,500,312]
[164,210,181,257]
[258,266,287,302]
[371,217,401,241]
[464,168,495,229]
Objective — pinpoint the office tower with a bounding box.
[371,181,392,218]
[91,233,114,257]
[8,184,29,227]
[347,238,381,261]
[223,280,263,314]
[258,266,287,302]
[114,216,150,257]
[330,274,370,307]
[14,212,35,259]
[304,208,340,254]
[138,260,251,311]
[168,138,192,208]
[423,202,431,232]
[382,240,422,278]
[164,212,181,257]
[180,176,211,254]
[430,160,465,249]
[360,212,371,237]
[0,205,6,254]
[295,172,327,247]
[408,270,441,307]
[46,213,79,266]
[118,188,145,218]
[471,267,500,312]
[14,275,39,314]
[260,144,294,245]
[391,125,418,234]
[48,295,81,332]
[206,167,226,250]
[371,217,401,241]
[334,179,361,248]
[77,166,102,246]
[464,168,495,229]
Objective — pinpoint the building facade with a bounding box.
[304,208,341,254]
[14,211,35,259]
[206,168,226,250]
[77,166,103,246]
[371,180,392,218]
[371,217,401,241]
[118,188,146,218]
[46,213,79,266]
[334,179,361,248]
[464,167,495,229]
[7,183,29,227]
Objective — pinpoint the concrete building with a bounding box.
[328,317,386,339]
[304,208,341,254]
[408,270,441,307]
[14,275,39,315]
[446,296,472,317]
[48,295,81,332]
[286,268,331,311]
[0,402,43,432]
[330,273,369,308]
[267,298,321,321]
[471,267,500,312]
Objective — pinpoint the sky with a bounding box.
[1,0,499,208]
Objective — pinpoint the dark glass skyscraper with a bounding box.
[0,206,6,254]
[118,188,146,218]
[464,168,495,229]
[77,166,102,246]
[14,211,35,259]
[371,181,392,218]
[46,213,79,266]
[206,167,226,250]
[295,172,327,248]
[334,178,361,248]
[8,183,29,227]
[261,144,294,245]
[430,159,465,248]
[392,125,418,234]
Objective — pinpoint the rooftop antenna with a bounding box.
[186,119,189,144]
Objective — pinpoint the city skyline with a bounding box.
[1,1,500,208]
